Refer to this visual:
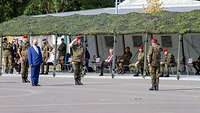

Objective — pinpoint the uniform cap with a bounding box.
[76,35,81,39]
[22,35,28,39]
[151,38,158,43]
[163,48,168,52]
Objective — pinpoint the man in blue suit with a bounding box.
[28,38,43,86]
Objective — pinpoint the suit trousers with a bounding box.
[31,65,40,86]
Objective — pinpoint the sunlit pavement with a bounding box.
[0,73,200,113]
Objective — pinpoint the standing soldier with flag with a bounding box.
[147,38,162,91]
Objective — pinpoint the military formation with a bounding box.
[2,35,193,90]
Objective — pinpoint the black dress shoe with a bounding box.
[99,74,103,76]
[164,74,169,77]
[32,84,41,86]
[133,74,139,77]
[149,87,155,91]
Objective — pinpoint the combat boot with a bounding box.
[10,69,13,74]
[149,85,155,91]
[25,79,30,83]
[22,77,26,83]
[5,69,8,74]
[155,85,159,91]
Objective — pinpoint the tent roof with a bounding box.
[119,0,200,12]
[1,10,200,36]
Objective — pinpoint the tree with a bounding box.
[23,0,114,15]
[0,0,114,23]
[0,0,29,23]
[145,0,163,13]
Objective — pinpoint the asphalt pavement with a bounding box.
[0,73,200,113]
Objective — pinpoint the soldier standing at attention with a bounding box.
[58,38,66,71]
[18,40,30,83]
[147,38,162,91]
[2,38,12,74]
[41,39,53,74]
[69,35,84,85]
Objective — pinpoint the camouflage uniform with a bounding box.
[117,52,132,73]
[147,44,162,90]
[18,42,30,83]
[2,41,12,73]
[129,51,144,76]
[160,52,173,77]
[71,44,84,85]
[41,43,53,74]
[58,42,66,70]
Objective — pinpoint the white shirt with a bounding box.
[32,45,39,54]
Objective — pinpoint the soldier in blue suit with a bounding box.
[28,38,43,86]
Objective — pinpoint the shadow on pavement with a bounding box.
[160,88,200,91]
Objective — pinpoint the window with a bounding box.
[104,36,114,47]
[132,36,143,47]
[161,36,173,47]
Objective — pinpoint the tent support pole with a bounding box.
[112,33,117,78]
[181,34,186,73]
[122,34,125,52]
[176,34,182,80]
[94,35,99,57]
[83,35,87,76]
[53,34,58,77]
[143,32,148,78]
[0,35,3,76]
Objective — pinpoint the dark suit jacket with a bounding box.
[28,46,43,66]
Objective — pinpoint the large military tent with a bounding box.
[0,10,200,77]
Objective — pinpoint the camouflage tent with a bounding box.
[0,10,200,36]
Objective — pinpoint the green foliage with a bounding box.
[0,0,114,23]
[0,0,29,23]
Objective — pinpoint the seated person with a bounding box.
[129,46,144,76]
[117,47,132,73]
[46,49,56,74]
[160,48,175,77]
[99,48,113,76]
[192,56,200,75]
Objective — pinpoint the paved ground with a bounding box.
[0,73,200,113]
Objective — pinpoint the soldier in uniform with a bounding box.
[117,47,132,73]
[41,39,53,74]
[147,38,162,91]
[160,48,175,77]
[69,35,84,85]
[129,46,144,76]
[58,38,66,71]
[18,40,30,83]
[2,38,12,74]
